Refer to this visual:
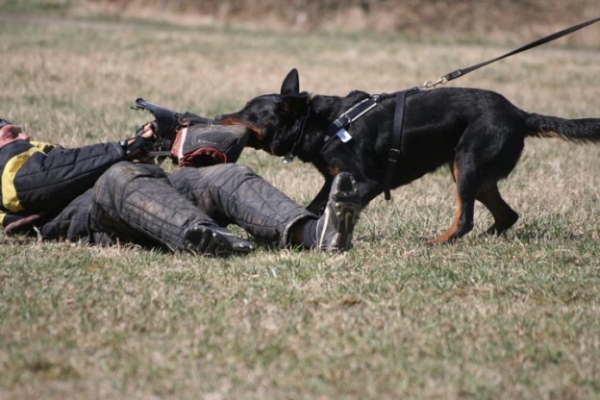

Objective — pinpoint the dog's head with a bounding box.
[216,69,311,156]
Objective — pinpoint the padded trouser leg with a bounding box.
[169,164,315,247]
[39,189,95,242]
[91,162,218,250]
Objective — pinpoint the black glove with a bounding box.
[120,136,155,161]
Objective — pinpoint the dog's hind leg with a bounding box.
[427,159,478,244]
[476,181,519,235]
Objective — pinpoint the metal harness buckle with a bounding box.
[388,148,401,163]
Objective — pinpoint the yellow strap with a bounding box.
[30,140,57,153]
[2,147,44,212]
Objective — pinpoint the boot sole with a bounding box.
[318,173,362,251]
[183,226,253,255]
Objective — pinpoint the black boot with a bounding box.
[181,224,254,255]
[315,172,361,251]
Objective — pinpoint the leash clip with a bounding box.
[422,76,449,89]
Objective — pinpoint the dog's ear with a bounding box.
[281,92,310,115]
[280,68,300,95]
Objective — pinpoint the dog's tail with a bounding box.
[524,112,600,143]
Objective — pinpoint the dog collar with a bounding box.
[282,102,311,164]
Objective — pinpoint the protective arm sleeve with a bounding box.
[13,142,126,211]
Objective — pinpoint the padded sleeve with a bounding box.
[13,142,126,211]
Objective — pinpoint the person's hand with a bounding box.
[122,123,157,163]
[132,122,158,141]
[139,122,157,141]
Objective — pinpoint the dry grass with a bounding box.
[1,2,600,400]
[87,0,600,46]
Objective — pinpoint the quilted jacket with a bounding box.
[0,139,125,228]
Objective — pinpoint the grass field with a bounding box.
[1,3,600,399]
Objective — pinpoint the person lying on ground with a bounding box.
[0,118,361,255]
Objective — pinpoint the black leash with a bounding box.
[424,15,600,88]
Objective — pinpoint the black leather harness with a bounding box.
[322,93,388,150]
[320,87,421,201]
[383,87,421,200]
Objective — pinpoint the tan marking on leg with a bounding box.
[428,161,462,244]
[428,192,463,244]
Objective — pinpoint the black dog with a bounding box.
[217,69,600,243]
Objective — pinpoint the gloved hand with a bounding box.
[121,123,156,163]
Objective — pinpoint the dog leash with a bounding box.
[422,15,600,89]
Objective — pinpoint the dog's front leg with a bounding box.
[307,179,333,215]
